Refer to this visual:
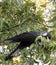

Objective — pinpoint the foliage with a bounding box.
[0,0,56,65]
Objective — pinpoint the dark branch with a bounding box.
[0,19,27,32]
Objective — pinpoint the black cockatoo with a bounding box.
[0,31,51,61]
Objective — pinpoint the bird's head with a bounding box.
[42,32,51,40]
[35,31,51,46]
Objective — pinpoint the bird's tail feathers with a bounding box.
[4,45,22,61]
[5,55,13,61]
[4,44,25,61]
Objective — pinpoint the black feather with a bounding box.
[1,31,51,61]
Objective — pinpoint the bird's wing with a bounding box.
[4,32,36,42]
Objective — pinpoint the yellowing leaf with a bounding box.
[13,56,23,64]
[35,0,49,6]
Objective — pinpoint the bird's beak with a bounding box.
[46,36,50,42]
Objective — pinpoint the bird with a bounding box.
[0,31,51,61]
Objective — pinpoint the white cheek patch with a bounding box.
[42,33,47,36]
